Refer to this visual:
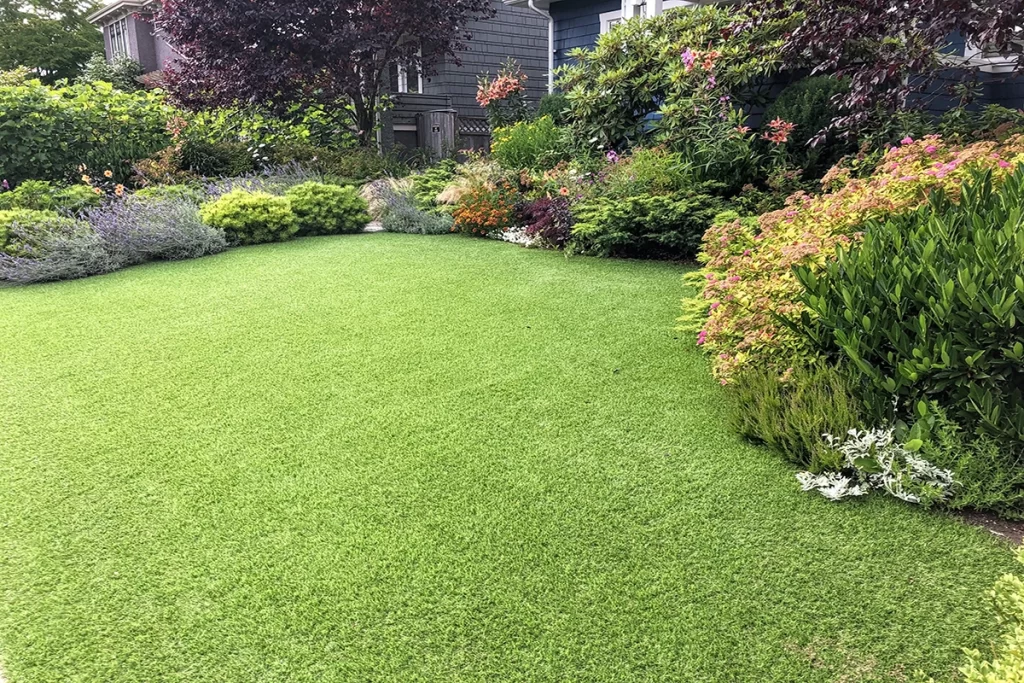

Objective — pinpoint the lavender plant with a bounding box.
[83,196,227,265]
[0,218,115,285]
[204,162,321,200]
[364,178,454,235]
[797,428,955,506]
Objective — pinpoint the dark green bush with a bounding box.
[0,181,102,213]
[177,139,255,178]
[270,143,408,184]
[795,167,1024,447]
[762,76,856,179]
[285,182,370,235]
[537,93,570,126]
[199,190,298,245]
[726,363,864,471]
[569,192,725,259]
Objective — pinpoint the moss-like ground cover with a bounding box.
[0,234,1013,681]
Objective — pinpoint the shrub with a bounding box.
[0,181,102,213]
[411,160,458,211]
[199,190,298,245]
[688,134,1024,382]
[285,182,370,235]
[204,164,323,200]
[491,116,564,171]
[537,93,570,126]
[570,192,725,259]
[84,196,228,264]
[794,168,1024,445]
[1,210,82,255]
[76,53,144,91]
[762,76,857,179]
[556,5,788,148]
[271,144,407,184]
[133,184,206,204]
[451,182,518,237]
[917,406,1024,519]
[382,203,454,235]
[0,79,172,186]
[726,363,864,471]
[177,139,256,178]
[599,147,694,198]
[518,197,573,248]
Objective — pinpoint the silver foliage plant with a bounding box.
[797,428,955,505]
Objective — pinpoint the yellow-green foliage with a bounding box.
[687,134,1024,381]
[284,182,370,236]
[490,116,563,171]
[199,190,298,245]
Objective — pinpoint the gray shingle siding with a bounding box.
[426,0,549,118]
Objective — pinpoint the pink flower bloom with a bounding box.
[925,145,937,154]
[681,48,696,72]
[696,330,707,346]
[999,160,1012,169]
[710,302,720,310]
[901,136,914,145]
[742,249,751,256]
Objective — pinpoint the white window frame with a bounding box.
[396,49,424,94]
[604,0,694,33]
[599,9,623,34]
[109,17,130,59]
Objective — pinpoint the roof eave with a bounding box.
[87,0,149,25]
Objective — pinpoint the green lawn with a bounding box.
[0,233,1013,682]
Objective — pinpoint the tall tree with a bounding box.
[156,0,496,145]
[737,0,1024,135]
[0,0,103,82]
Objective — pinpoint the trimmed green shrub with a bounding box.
[0,181,102,213]
[284,182,370,235]
[762,76,856,178]
[795,167,1024,446]
[569,192,725,259]
[199,190,298,245]
[490,116,564,171]
[726,363,864,471]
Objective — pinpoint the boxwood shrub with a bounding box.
[199,190,298,245]
[285,182,370,236]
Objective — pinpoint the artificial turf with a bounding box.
[0,233,1014,682]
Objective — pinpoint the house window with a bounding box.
[396,48,424,94]
[599,9,623,34]
[109,17,130,58]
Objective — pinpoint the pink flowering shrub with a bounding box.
[685,133,1024,381]
[477,58,529,128]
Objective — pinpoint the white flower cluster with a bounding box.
[497,226,538,247]
[797,428,955,505]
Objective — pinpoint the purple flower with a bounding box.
[1,179,8,191]
[605,150,620,164]
[681,48,696,71]
[707,75,717,88]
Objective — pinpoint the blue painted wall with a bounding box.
[549,0,620,69]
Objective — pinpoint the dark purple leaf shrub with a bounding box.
[83,196,227,265]
[518,197,573,248]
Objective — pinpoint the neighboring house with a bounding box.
[87,0,548,154]
[87,1,175,76]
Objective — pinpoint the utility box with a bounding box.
[417,109,457,160]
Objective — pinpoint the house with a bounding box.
[87,0,549,154]
[505,0,1024,110]
[87,1,174,76]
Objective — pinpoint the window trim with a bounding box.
[108,16,131,59]
[599,9,623,34]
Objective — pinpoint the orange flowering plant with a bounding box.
[451,181,518,237]
[683,133,1024,382]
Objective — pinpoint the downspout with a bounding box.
[526,0,555,93]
